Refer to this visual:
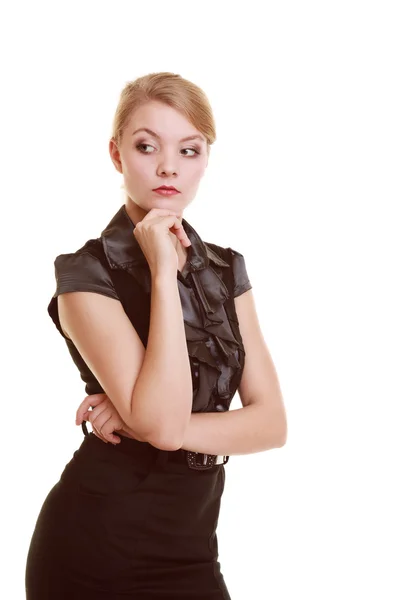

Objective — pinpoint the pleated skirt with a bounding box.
[25,430,231,599]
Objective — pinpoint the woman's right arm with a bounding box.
[58,271,193,451]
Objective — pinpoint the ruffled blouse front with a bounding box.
[176,266,242,412]
[48,204,252,415]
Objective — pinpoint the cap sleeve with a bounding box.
[228,248,252,298]
[48,251,119,339]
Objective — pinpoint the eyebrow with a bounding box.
[131,127,205,143]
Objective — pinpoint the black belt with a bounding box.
[82,421,229,470]
[184,451,229,470]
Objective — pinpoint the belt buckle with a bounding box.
[186,451,217,470]
[215,455,230,465]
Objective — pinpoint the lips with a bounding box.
[153,186,179,192]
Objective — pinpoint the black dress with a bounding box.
[25,204,252,599]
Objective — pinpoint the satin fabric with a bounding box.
[48,204,252,415]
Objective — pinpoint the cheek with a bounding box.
[124,154,152,179]
[187,160,207,182]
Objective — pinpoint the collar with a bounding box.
[101,204,230,272]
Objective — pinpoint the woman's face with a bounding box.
[110,100,209,217]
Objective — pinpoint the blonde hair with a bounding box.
[110,72,216,152]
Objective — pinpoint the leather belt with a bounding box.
[82,422,229,470]
[185,451,229,470]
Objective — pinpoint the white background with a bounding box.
[1,1,399,598]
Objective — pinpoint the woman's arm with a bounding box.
[119,289,287,456]
[179,289,287,456]
[74,285,287,455]
[128,273,193,447]
[179,405,285,455]
[118,405,284,454]
[59,272,193,450]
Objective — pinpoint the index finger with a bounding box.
[75,393,107,425]
[141,208,180,222]
[169,221,191,247]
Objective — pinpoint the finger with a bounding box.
[104,423,122,444]
[169,219,191,247]
[93,422,120,445]
[87,406,110,442]
[95,400,124,444]
[140,209,180,225]
[83,405,109,443]
[93,425,121,445]
[90,410,109,434]
[141,211,190,245]
[90,420,109,444]
[92,426,108,444]
[76,394,107,425]
[91,429,108,444]
[177,229,191,247]
[94,414,122,445]
[142,208,180,220]
[86,402,108,421]
[90,408,122,445]
[76,397,94,424]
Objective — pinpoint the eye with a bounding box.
[136,143,201,157]
[181,147,200,157]
[136,143,155,154]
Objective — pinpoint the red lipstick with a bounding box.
[153,185,180,196]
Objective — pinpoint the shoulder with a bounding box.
[204,242,252,298]
[204,241,247,262]
[51,238,119,301]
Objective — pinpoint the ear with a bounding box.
[109,138,123,174]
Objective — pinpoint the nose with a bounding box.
[156,151,178,178]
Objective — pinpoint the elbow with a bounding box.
[267,409,287,449]
[123,418,183,451]
[147,430,184,452]
[127,393,190,451]
[147,418,188,451]
[275,431,287,448]
[275,419,288,448]
[127,414,185,451]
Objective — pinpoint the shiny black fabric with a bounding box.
[47,204,252,415]
[25,204,252,598]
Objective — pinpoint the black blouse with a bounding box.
[48,204,252,421]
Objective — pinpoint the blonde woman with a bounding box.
[25,72,287,599]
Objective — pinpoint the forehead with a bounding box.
[127,101,205,141]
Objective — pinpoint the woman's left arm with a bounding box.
[78,289,287,454]
[179,289,287,456]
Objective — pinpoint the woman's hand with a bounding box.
[133,207,191,277]
[75,393,123,444]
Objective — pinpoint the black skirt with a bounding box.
[25,429,231,599]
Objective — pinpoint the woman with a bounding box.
[25,72,287,599]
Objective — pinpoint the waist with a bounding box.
[114,430,229,469]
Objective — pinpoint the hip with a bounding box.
[26,432,230,597]
[59,432,226,556]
